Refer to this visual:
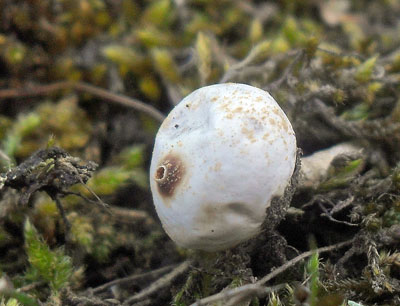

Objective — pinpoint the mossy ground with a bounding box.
[0,1,400,305]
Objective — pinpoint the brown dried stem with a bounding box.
[92,264,176,294]
[0,81,166,123]
[122,260,192,305]
[190,239,353,306]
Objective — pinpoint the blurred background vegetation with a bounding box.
[0,0,400,305]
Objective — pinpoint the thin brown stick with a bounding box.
[224,284,285,306]
[257,239,353,285]
[316,47,366,60]
[0,149,11,164]
[266,50,303,91]
[0,81,166,123]
[107,206,154,225]
[123,260,192,305]
[17,281,46,292]
[64,287,111,306]
[190,239,353,306]
[219,47,263,83]
[52,195,71,240]
[191,284,283,306]
[0,81,69,98]
[92,264,176,294]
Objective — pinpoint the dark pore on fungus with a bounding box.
[155,154,185,199]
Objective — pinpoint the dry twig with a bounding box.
[266,50,303,91]
[190,239,353,306]
[192,284,283,306]
[107,206,154,225]
[92,264,176,294]
[0,81,166,123]
[122,260,192,305]
[17,281,45,293]
[219,45,270,83]
[0,149,11,164]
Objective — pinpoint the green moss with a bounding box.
[0,294,37,306]
[1,113,41,161]
[91,224,115,263]
[0,298,21,306]
[142,0,173,27]
[151,48,182,83]
[319,159,364,191]
[307,250,319,306]
[341,103,370,121]
[86,167,132,195]
[69,213,94,253]
[23,219,74,292]
[355,56,378,83]
[33,97,92,152]
[1,97,92,162]
[115,145,145,169]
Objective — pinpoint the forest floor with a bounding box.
[0,1,400,305]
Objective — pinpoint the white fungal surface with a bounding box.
[150,83,297,251]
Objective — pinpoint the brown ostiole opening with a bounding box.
[155,165,166,181]
[155,154,185,198]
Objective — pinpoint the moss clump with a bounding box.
[23,219,74,292]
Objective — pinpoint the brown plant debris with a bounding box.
[1,146,98,205]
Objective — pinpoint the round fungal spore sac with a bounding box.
[150,83,297,252]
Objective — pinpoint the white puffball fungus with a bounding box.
[150,83,297,251]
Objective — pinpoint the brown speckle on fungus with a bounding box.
[155,154,185,199]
